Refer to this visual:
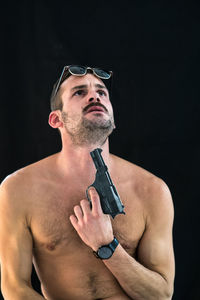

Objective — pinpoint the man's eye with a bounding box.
[97,90,106,96]
[73,90,85,96]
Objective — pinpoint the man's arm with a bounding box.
[103,179,175,299]
[0,177,45,300]
[70,179,175,300]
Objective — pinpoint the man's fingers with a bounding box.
[74,205,83,220]
[69,214,78,229]
[89,187,103,216]
[70,205,83,229]
[80,199,91,215]
[70,188,103,231]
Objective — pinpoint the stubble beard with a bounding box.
[61,111,115,147]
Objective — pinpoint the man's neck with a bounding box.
[56,138,111,182]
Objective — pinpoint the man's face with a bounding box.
[58,74,115,146]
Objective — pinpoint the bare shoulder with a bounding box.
[1,153,58,184]
[0,154,58,211]
[110,154,173,216]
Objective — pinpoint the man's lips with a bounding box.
[86,106,105,113]
[83,103,108,115]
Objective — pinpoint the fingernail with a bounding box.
[89,187,95,194]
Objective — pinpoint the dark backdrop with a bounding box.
[1,1,200,299]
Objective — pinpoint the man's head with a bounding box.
[48,65,115,147]
[50,66,113,111]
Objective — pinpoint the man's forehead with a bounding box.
[60,73,107,91]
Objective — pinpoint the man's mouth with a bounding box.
[86,106,105,113]
[83,103,108,115]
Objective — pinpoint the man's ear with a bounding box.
[48,111,63,129]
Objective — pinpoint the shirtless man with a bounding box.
[0,65,175,300]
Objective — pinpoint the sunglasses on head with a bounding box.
[51,65,113,100]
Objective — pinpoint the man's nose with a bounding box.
[87,91,100,103]
[88,97,100,102]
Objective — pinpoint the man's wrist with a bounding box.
[92,236,115,252]
[92,237,119,260]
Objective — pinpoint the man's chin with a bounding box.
[83,115,110,126]
[84,112,107,119]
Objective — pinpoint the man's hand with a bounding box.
[69,187,114,251]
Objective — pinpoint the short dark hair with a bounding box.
[50,79,64,111]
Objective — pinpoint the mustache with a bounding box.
[83,102,108,114]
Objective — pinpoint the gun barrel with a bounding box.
[88,148,125,218]
[90,148,107,170]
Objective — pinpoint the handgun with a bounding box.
[86,148,125,219]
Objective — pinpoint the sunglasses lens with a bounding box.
[69,66,86,75]
[93,68,111,79]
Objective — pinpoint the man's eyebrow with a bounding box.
[71,85,88,91]
[71,84,107,91]
[95,84,107,89]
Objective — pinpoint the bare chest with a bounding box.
[30,184,145,257]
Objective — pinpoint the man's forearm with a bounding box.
[2,284,45,300]
[103,244,173,300]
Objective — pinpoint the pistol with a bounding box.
[86,148,125,219]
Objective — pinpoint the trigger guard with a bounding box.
[86,185,93,208]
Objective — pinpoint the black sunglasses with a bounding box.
[51,65,113,100]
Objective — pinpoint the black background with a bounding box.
[1,1,200,299]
